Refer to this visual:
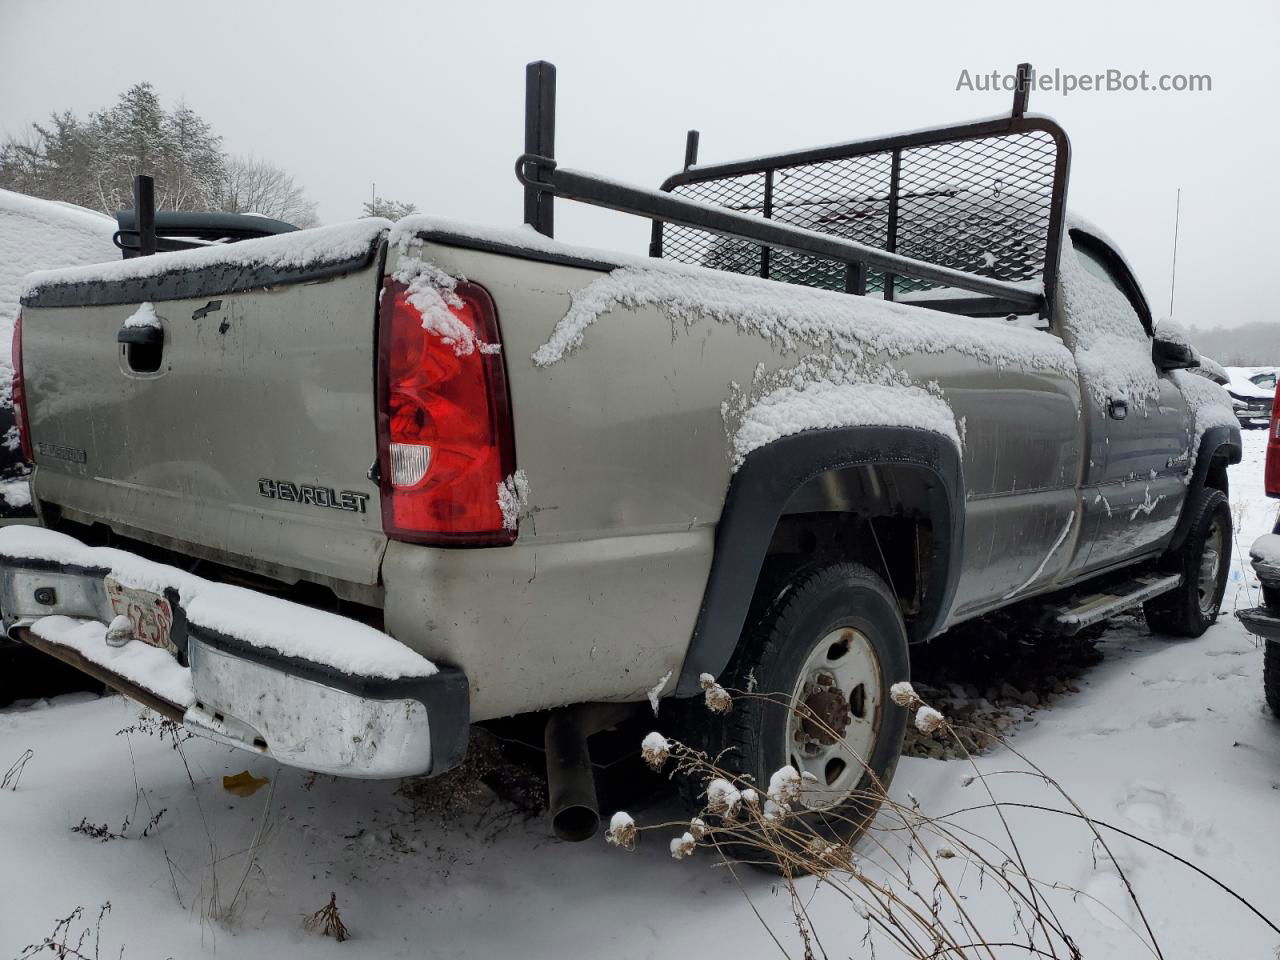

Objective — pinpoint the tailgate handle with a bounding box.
[117,325,163,346]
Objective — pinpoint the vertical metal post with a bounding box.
[882,148,902,301]
[523,60,557,238]
[760,170,774,280]
[844,262,867,296]
[134,174,156,258]
[683,130,700,170]
[1012,62,1032,118]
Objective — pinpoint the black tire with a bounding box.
[677,562,910,869]
[1144,486,1232,637]
[1265,641,1280,717]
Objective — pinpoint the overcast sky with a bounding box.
[2,0,1276,328]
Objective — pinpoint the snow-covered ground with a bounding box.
[2,434,1278,958]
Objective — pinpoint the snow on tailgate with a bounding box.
[0,526,437,680]
[20,217,392,300]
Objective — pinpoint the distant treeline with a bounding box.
[1187,321,1280,366]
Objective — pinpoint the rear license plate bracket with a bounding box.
[105,576,176,655]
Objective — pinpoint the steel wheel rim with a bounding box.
[1198,519,1225,616]
[783,626,883,811]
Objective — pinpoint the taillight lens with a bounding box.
[10,312,32,462]
[1267,390,1280,498]
[375,279,516,544]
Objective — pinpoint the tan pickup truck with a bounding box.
[0,62,1239,848]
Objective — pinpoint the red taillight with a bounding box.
[1266,390,1280,498]
[10,311,32,462]
[375,279,516,545]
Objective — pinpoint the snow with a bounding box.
[408,211,1073,476]
[913,704,946,735]
[766,766,802,807]
[705,777,742,817]
[2,431,1280,956]
[0,526,436,680]
[890,680,921,707]
[1056,230,1159,411]
[29,615,193,707]
[121,301,161,329]
[0,478,32,508]
[1171,368,1239,478]
[1153,317,1192,347]
[529,257,1075,378]
[1225,366,1277,401]
[731,380,959,468]
[646,670,672,715]
[21,217,392,301]
[640,732,670,771]
[390,232,502,357]
[496,470,529,531]
[669,832,696,860]
[605,811,637,849]
[1194,354,1229,385]
[0,189,117,382]
[1250,533,1280,566]
[386,218,1072,383]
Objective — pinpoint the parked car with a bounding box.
[1235,399,1280,715]
[0,64,1240,854]
[1225,366,1277,429]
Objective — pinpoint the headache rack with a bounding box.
[515,61,1070,319]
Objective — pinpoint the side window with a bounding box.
[1069,231,1153,335]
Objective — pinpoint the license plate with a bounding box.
[105,576,176,655]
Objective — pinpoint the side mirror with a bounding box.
[1152,334,1199,371]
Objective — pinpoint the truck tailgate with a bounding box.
[20,227,389,586]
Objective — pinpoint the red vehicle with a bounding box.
[1237,393,1280,714]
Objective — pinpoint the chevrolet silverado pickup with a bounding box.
[0,62,1240,851]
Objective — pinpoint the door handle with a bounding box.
[1107,398,1128,420]
[117,324,163,346]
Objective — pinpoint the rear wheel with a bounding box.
[678,562,910,868]
[1265,641,1280,717]
[1144,487,1232,637]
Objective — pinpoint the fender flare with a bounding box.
[1167,423,1243,553]
[675,426,965,696]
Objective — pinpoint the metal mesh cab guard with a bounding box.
[516,61,1070,318]
[652,114,1069,315]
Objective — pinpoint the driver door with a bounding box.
[1059,230,1190,574]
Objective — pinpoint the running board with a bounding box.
[1041,573,1182,635]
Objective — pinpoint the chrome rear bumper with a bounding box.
[0,532,469,779]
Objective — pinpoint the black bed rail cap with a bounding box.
[114,210,300,257]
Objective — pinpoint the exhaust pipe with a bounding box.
[544,703,635,842]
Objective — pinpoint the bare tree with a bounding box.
[0,88,319,227]
[362,196,417,220]
[218,155,318,227]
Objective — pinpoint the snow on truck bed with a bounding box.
[0,526,437,682]
[394,215,1081,463]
